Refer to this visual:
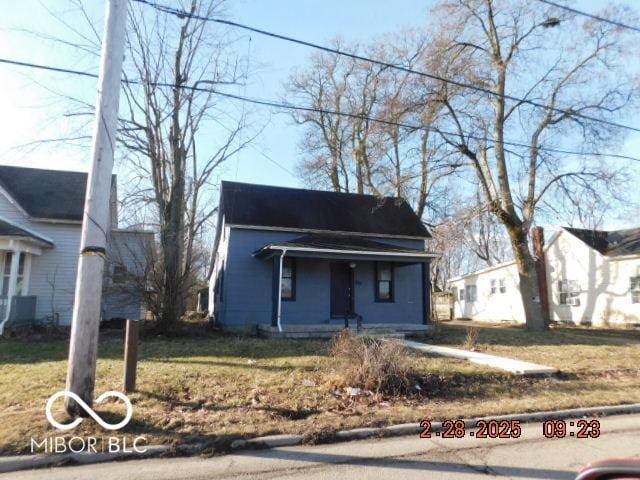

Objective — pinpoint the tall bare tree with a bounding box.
[116,0,254,331]
[430,0,638,330]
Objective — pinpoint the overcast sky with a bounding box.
[0,0,637,201]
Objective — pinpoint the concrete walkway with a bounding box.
[402,340,559,375]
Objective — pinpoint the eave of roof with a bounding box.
[254,234,437,261]
[0,218,54,247]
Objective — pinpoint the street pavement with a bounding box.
[5,413,640,480]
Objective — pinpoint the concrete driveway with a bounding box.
[5,414,640,480]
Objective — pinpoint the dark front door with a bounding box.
[330,263,353,318]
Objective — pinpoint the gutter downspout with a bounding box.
[276,249,287,332]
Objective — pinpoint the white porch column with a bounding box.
[0,249,21,334]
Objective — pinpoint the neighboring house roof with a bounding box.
[564,227,640,257]
[0,165,114,222]
[220,181,430,238]
[0,218,54,246]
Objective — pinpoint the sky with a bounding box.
[0,0,638,217]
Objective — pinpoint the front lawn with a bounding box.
[0,323,638,455]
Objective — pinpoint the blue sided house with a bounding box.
[207,181,436,336]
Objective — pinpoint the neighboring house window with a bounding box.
[558,280,581,306]
[1,252,26,296]
[459,288,465,301]
[375,262,394,302]
[281,257,296,301]
[466,285,477,302]
[112,265,127,284]
[631,276,640,304]
[491,278,506,295]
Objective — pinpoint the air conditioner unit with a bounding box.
[568,296,580,307]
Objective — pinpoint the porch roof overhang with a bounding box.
[253,234,438,263]
[0,219,54,254]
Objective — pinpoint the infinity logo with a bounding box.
[45,391,133,431]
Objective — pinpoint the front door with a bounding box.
[330,263,353,318]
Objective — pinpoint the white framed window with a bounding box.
[466,285,477,302]
[631,276,640,304]
[459,288,465,301]
[490,278,506,295]
[558,280,580,306]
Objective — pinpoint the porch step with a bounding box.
[256,324,432,339]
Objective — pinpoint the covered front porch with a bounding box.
[253,234,437,336]
[0,219,53,334]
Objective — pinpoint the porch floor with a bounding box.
[257,323,432,339]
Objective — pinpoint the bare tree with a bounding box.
[116,0,255,331]
[430,0,638,330]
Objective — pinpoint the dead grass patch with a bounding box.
[0,325,638,455]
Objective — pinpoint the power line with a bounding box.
[2,54,640,163]
[536,0,640,33]
[130,0,640,135]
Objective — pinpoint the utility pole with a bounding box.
[65,0,128,415]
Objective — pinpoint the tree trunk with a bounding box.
[505,225,546,331]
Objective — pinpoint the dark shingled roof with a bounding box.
[0,165,90,221]
[0,219,53,246]
[220,181,430,238]
[564,227,640,257]
[255,234,427,256]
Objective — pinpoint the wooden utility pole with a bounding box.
[65,0,129,415]
[123,320,139,393]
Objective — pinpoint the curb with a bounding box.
[3,403,640,474]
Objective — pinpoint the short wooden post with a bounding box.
[123,319,139,393]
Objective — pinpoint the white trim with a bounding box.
[257,245,438,259]
[0,239,43,256]
[229,224,431,241]
[608,254,640,262]
[276,249,286,333]
[31,217,82,225]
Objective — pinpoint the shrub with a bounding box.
[329,330,415,395]
[464,326,480,350]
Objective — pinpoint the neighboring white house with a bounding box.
[449,227,640,326]
[0,165,153,334]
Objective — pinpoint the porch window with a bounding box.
[558,280,580,306]
[631,276,640,304]
[2,252,26,297]
[374,262,394,302]
[281,257,296,301]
